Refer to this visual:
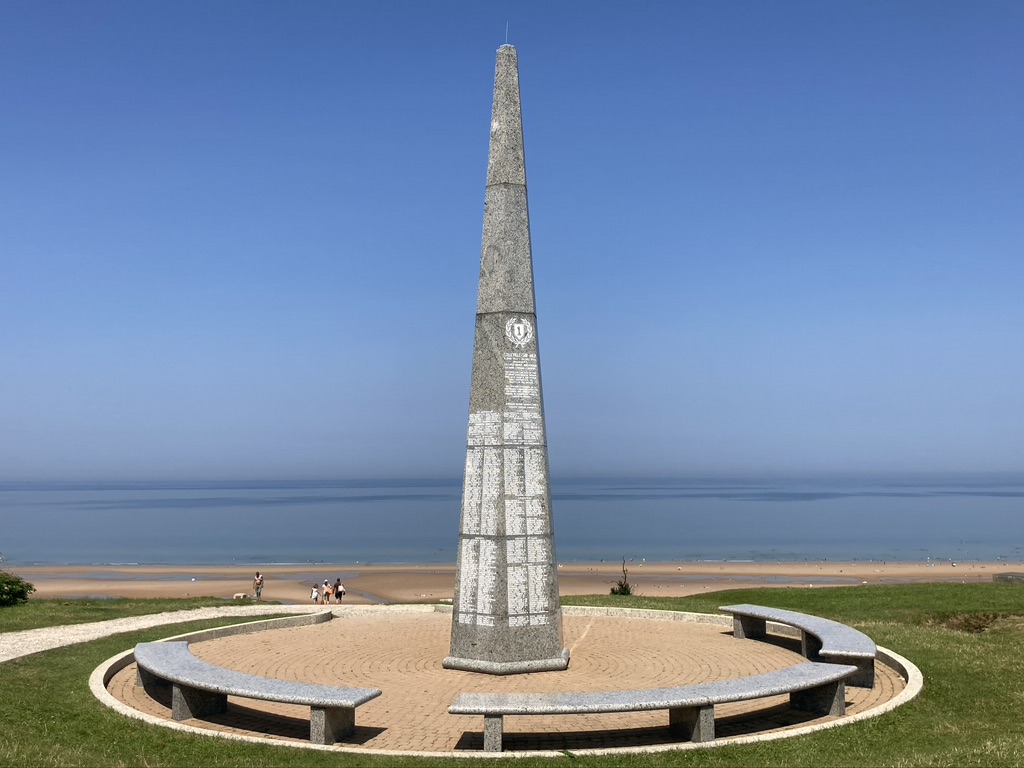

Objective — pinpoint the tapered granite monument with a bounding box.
[444,45,569,675]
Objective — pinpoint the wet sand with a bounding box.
[13,559,1015,605]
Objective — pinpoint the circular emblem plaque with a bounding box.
[505,317,534,348]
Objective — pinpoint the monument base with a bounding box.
[443,648,570,675]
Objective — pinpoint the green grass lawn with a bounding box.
[1,585,1023,767]
[0,597,231,634]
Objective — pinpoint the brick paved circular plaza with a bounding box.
[107,607,907,755]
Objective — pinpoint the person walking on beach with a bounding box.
[333,578,343,603]
[310,583,319,603]
[252,572,264,601]
[321,580,333,605]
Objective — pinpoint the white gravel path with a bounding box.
[0,604,324,664]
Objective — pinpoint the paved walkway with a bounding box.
[103,607,905,754]
[0,604,323,664]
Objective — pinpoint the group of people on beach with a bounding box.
[251,571,346,604]
[311,578,345,604]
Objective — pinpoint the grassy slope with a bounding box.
[0,585,1022,767]
[564,582,1024,625]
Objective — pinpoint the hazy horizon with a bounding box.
[3,470,1023,487]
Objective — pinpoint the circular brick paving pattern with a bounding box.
[108,610,905,753]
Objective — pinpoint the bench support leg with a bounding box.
[171,684,227,721]
[136,667,169,701]
[733,615,766,640]
[826,656,874,688]
[801,630,824,659]
[849,659,875,688]
[310,706,355,744]
[483,715,504,752]
[791,680,845,717]
[669,705,715,742]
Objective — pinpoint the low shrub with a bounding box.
[610,558,633,596]
[0,571,35,607]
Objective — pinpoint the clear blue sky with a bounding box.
[1,2,1021,480]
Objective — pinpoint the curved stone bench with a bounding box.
[720,604,876,688]
[134,641,381,744]
[449,660,856,752]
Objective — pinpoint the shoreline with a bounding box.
[11,559,1018,605]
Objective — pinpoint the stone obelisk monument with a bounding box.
[444,45,569,675]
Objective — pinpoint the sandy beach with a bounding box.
[12,559,1017,605]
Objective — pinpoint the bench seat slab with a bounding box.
[134,641,381,744]
[723,605,877,689]
[452,661,857,752]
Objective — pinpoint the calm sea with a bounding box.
[2,476,1022,566]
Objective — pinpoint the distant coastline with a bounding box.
[14,559,1017,605]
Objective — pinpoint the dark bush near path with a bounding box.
[0,571,35,606]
